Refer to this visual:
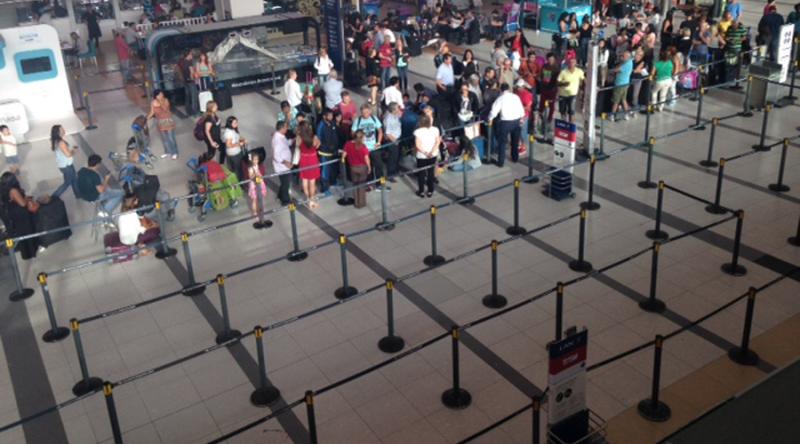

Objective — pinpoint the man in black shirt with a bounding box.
[77,154,124,216]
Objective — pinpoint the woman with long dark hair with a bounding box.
[222,116,246,181]
[296,121,321,209]
[462,49,480,81]
[50,125,79,199]
[0,172,39,259]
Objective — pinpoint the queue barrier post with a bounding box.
[728,287,760,366]
[375,176,395,231]
[741,75,754,117]
[253,176,273,230]
[555,282,564,342]
[83,91,97,130]
[637,335,671,422]
[644,104,653,143]
[214,274,241,344]
[250,326,281,406]
[532,397,541,444]
[693,87,706,130]
[752,104,772,152]
[721,210,747,277]
[637,137,657,189]
[485,120,493,163]
[699,118,720,168]
[441,326,472,409]
[788,215,800,247]
[460,154,475,205]
[74,74,85,111]
[334,234,357,299]
[767,139,791,193]
[778,59,798,105]
[482,240,508,309]
[145,80,152,102]
[378,279,405,353]
[580,155,601,211]
[39,273,69,342]
[542,101,552,142]
[70,318,103,396]
[336,157,355,206]
[639,242,666,313]
[646,181,669,241]
[154,201,177,259]
[306,390,319,444]
[423,205,446,267]
[6,239,34,301]
[180,232,206,296]
[596,113,609,160]
[103,383,124,444]
[506,180,528,235]
[568,210,593,273]
[286,203,308,261]
[705,158,728,215]
[523,135,540,183]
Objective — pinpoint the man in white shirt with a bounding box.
[435,54,455,92]
[382,103,402,181]
[488,83,525,167]
[381,76,404,111]
[284,69,303,110]
[323,70,344,110]
[271,121,293,205]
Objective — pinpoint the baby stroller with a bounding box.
[186,153,243,221]
[109,136,155,170]
[117,158,176,221]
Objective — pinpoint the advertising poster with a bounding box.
[323,0,345,72]
[548,330,588,425]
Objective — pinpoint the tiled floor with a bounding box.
[1,3,799,443]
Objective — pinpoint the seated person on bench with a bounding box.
[77,154,125,216]
[117,194,160,254]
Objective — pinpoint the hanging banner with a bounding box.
[777,24,794,83]
[548,330,588,425]
[323,0,345,72]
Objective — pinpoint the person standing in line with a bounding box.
[726,0,743,22]
[651,49,674,112]
[0,172,40,259]
[86,8,102,50]
[610,50,633,121]
[316,109,340,195]
[202,100,223,162]
[378,40,395,89]
[222,116,246,181]
[177,49,199,116]
[0,125,20,175]
[192,52,215,92]
[50,125,79,200]
[245,150,267,218]
[381,76,404,112]
[382,102,402,182]
[323,70,343,110]
[395,38,410,92]
[343,130,371,208]
[351,104,383,179]
[337,91,358,138]
[272,121,293,206]
[146,90,179,159]
[413,115,441,198]
[556,57,585,123]
[297,121,322,209]
[113,31,133,83]
[284,69,304,112]
[435,54,455,93]
[488,83,525,167]
[314,47,335,84]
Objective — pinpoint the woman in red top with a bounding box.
[343,130,371,208]
[297,121,322,209]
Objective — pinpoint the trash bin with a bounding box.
[750,61,782,109]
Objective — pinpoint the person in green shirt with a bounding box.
[722,21,748,84]
[651,50,674,111]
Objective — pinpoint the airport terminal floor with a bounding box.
[2,4,800,444]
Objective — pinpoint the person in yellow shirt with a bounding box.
[557,57,585,123]
[718,11,734,36]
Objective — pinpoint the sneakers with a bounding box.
[97,210,108,218]
[160,154,169,159]
[171,154,178,160]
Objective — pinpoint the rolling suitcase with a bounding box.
[34,196,71,247]
[213,82,233,111]
[104,232,137,264]
[198,90,213,112]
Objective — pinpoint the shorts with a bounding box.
[558,95,577,116]
[612,86,629,106]
[5,155,19,165]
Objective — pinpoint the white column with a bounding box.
[225,0,263,19]
[111,0,122,29]
[65,0,78,33]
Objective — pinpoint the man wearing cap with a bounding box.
[488,83,526,167]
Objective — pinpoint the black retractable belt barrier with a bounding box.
[306,390,319,444]
[378,279,405,353]
[789,215,800,246]
[482,240,508,309]
[180,232,206,296]
[568,210,593,272]
[441,326,472,409]
[638,137,657,189]
[104,383,123,444]
[423,205,446,266]
[721,210,747,276]
[523,135,540,183]
[6,239,34,301]
[646,181,669,241]
[251,326,281,406]
[555,282,564,341]
[39,273,69,342]
[637,335,671,422]
[728,287,760,366]
[741,75,754,117]
[83,91,98,130]
[752,104,772,151]
[639,242,666,313]
[286,203,308,261]
[337,157,355,206]
[693,87,706,130]
[253,176,273,229]
[699,118,720,167]
[767,139,791,192]
[705,158,728,215]
[214,274,241,344]
[532,397,541,444]
[580,155,600,211]
[507,180,528,235]
[334,234,358,299]
[376,176,395,231]
[154,201,177,259]
[70,318,103,396]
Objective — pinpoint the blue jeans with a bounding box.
[319,157,338,192]
[493,120,521,166]
[397,66,408,92]
[53,164,78,199]
[159,130,178,156]
[380,67,392,89]
[99,188,125,214]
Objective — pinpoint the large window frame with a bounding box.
[72,0,115,23]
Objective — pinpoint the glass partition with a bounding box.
[72,0,115,23]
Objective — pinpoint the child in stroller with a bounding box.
[109,117,156,170]
[117,149,176,221]
[186,152,243,221]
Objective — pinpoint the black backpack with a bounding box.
[194,117,206,141]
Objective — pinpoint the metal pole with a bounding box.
[441,326,472,409]
[334,234,357,299]
[70,318,103,396]
[580,155,600,211]
[568,210,593,272]
[507,179,528,235]
[523,134,539,183]
[39,273,69,342]
[306,391,319,444]
[637,137,657,189]
[103,383,123,444]
[639,242,666,313]
[74,74,85,111]
[705,158,727,214]
[215,274,241,344]
[644,104,653,143]
[482,240,508,308]
[788,215,800,246]
[485,120,493,162]
[378,279,405,353]
[555,282,564,341]
[693,87,706,130]
[287,203,308,261]
[767,139,791,192]
[532,397,541,444]
[699,118,720,167]
[336,157,354,206]
[728,287,760,366]
[6,239,34,301]
[741,75,753,117]
[154,201,177,259]
[180,232,205,296]
[375,176,395,230]
[721,210,747,276]
[460,157,475,205]
[752,104,772,151]
[646,181,669,241]
[83,91,97,130]
[637,335,671,422]
[250,326,281,406]
[596,112,608,160]
[423,205,445,266]
[780,58,798,105]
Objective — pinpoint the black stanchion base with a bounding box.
[505,225,527,236]
[705,204,727,215]
[9,288,34,302]
[155,247,178,259]
[182,284,207,297]
[522,175,540,184]
[287,250,309,262]
[579,201,601,211]
[721,263,747,277]
[788,236,800,247]
[378,335,405,353]
[639,298,667,313]
[693,124,706,131]
[775,96,797,108]
[637,181,658,189]
[767,183,790,193]
[595,152,610,161]
[568,260,593,273]
[253,220,274,230]
[85,125,98,130]
[645,229,669,241]
[728,347,760,366]
[482,293,508,309]
[334,286,358,300]
[699,160,719,168]
[72,377,104,396]
[375,222,396,231]
[458,196,476,205]
[441,388,472,410]
[751,144,771,152]
[740,111,754,118]
[42,327,70,343]
[423,255,446,267]
[250,386,281,407]
[215,329,242,345]
[637,399,672,422]
[337,197,355,206]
